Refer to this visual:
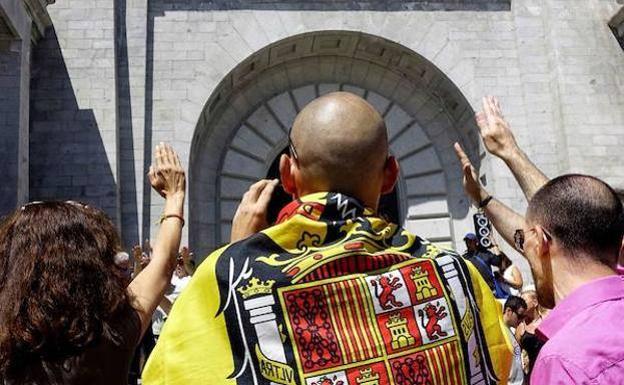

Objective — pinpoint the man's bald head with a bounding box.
[289,92,389,197]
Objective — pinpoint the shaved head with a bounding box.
[289,92,389,197]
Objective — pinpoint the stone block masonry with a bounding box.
[8,0,624,286]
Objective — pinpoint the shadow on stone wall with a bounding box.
[0,49,21,216]
[115,0,140,246]
[150,0,510,11]
[29,27,118,222]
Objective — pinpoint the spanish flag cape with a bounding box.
[143,192,511,385]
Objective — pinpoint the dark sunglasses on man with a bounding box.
[513,226,552,252]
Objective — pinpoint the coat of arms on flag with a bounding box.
[274,258,465,385]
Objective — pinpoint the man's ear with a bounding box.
[279,154,297,196]
[381,156,400,195]
[534,225,551,259]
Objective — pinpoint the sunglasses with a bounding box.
[513,227,552,252]
[20,200,89,211]
[288,126,299,161]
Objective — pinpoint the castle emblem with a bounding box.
[386,312,415,349]
[356,368,380,385]
[410,266,438,301]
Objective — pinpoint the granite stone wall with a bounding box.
[19,0,624,282]
[29,1,118,222]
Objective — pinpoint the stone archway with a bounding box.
[189,31,481,257]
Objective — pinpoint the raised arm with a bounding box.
[179,246,196,276]
[230,179,279,243]
[454,142,526,250]
[131,244,143,279]
[477,96,549,200]
[127,143,186,337]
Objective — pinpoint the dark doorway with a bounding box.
[265,148,400,224]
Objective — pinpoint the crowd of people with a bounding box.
[0,92,622,385]
[118,243,196,384]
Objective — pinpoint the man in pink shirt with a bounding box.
[454,96,624,384]
[515,175,624,384]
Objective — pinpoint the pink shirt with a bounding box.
[531,275,624,385]
[617,264,624,275]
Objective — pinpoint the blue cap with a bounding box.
[464,233,478,241]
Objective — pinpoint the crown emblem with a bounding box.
[410,266,427,280]
[237,277,275,299]
[356,368,380,384]
[386,313,407,328]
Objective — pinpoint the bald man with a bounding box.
[143,92,511,385]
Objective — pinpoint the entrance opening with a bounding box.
[189,30,482,256]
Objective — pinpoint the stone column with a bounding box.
[0,0,51,215]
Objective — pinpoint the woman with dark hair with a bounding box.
[0,143,185,384]
[493,246,524,297]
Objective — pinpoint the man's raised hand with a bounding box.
[180,246,191,262]
[230,179,279,243]
[475,96,519,161]
[454,142,489,205]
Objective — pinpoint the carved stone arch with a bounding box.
[189,31,481,257]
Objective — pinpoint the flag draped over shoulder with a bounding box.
[143,192,511,385]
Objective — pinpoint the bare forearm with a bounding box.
[483,198,526,250]
[128,193,184,333]
[151,194,185,278]
[503,149,549,200]
[471,186,525,251]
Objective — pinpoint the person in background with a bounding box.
[133,241,152,277]
[0,143,186,385]
[455,96,624,384]
[462,232,502,292]
[152,247,194,339]
[113,251,133,285]
[179,246,196,276]
[171,251,192,295]
[502,296,528,385]
[515,289,547,383]
[494,248,524,297]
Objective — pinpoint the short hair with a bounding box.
[113,251,130,266]
[504,295,527,313]
[527,174,624,266]
[520,289,537,301]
